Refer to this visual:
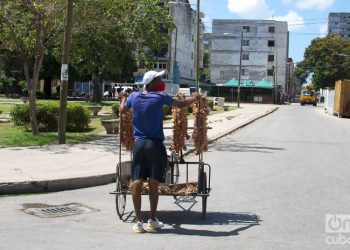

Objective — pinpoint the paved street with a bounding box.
[1,104,350,250]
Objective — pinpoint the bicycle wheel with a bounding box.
[201,172,207,219]
[167,152,180,184]
[115,164,126,219]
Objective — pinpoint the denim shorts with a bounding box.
[131,138,168,182]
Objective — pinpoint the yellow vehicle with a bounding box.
[300,89,317,106]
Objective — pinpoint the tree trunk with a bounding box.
[22,59,39,135]
[92,72,101,102]
[58,0,74,144]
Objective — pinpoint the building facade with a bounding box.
[210,19,289,93]
[286,58,299,98]
[328,13,350,40]
[134,0,204,89]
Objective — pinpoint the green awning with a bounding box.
[241,80,254,87]
[255,79,274,88]
[224,78,239,86]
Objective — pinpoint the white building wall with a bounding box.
[169,0,203,83]
[210,19,289,93]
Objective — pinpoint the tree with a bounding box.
[0,0,65,135]
[295,34,350,89]
[50,0,174,102]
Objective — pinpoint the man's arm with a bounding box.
[172,92,201,108]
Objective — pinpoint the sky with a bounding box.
[188,0,350,63]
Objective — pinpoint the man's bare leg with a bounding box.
[132,179,143,222]
[148,178,159,220]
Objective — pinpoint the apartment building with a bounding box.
[210,19,289,93]
[328,12,350,40]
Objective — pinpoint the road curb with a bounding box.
[0,173,116,195]
[0,106,278,195]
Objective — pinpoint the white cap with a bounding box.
[142,70,166,86]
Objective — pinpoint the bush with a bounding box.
[10,102,90,132]
[11,104,30,128]
[208,99,214,109]
[36,102,60,131]
[66,103,91,131]
[162,105,172,119]
[111,102,120,118]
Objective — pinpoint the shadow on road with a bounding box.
[212,142,285,154]
[121,210,261,237]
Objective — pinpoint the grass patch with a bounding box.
[0,103,16,113]
[0,118,105,147]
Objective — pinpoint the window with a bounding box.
[220,70,225,79]
[163,63,167,69]
[268,40,275,47]
[268,26,275,33]
[267,69,274,76]
[242,40,250,46]
[159,63,163,69]
[243,26,250,32]
[241,69,247,75]
[242,54,249,60]
[268,55,274,62]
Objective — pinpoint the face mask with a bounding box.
[154,82,165,92]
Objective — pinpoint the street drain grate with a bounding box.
[22,203,99,218]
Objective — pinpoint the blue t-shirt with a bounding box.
[125,91,174,141]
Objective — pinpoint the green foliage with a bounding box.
[296,34,350,89]
[111,102,120,117]
[207,99,214,109]
[10,104,30,128]
[163,105,172,119]
[10,102,90,132]
[36,102,60,131]
[66,103,91,132]
[0,76,13,95]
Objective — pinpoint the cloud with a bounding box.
[227,0,273,19]
[281,0,293,6]
[274,10,305,31]
[203,16,213,32]
[295,0,335,10]
[319,23,328,37]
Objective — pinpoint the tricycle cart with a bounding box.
[110,128,211,220]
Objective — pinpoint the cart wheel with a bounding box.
[202,196,207,220]
[115,167,126,219]
[167,153,180,185]
[201,172,207,219]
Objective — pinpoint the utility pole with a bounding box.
[237,31,243,108]
[195,0,200,92]
[58,0,73,144]
[274,50,278,104]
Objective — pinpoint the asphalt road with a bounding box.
[1,104,350,250]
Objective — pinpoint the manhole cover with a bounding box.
[22,203,99,218]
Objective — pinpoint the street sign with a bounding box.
[61,64,68,81]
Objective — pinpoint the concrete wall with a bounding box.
[210,19,289,93]
[170,1,196,80]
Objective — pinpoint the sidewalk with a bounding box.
[0,103,278,194]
